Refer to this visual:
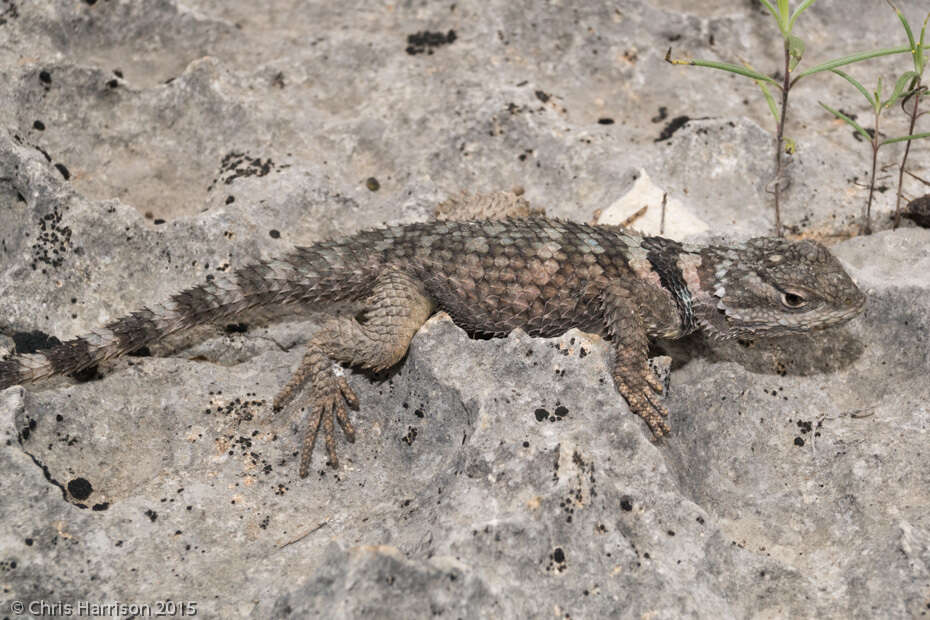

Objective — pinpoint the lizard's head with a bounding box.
[698,237,866,339]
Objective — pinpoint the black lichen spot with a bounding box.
[534,405,567,423]
[33,120,45,131]
[402,426,418,445]
[106,79,119,89]
[546,546,567,573]
[269,229,280,239]
[655,115,691,142]
[67,477,93,500]
[620,495,634,511]
[144,509,158,522]
[366,177,380,191]
[535,90,550,103]
[19,418,37,441]
[224,322,249,334]
[405,30,457,55]
[153,218,165,225]
[84,0,98,4]
[651,106,668,123]
[225,195,235,205]
[207,151,275,191]
[597,118,615,125]
[24,538,33,546]
[39,70,51,85]
[92,502,109,511]
[794,437,805,447]
[54,163,70,180]
[113,69,123,78]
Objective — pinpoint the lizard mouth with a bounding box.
[728,302,865,336]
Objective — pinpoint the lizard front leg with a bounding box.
[601,281,675,437]
[274,269,434,477]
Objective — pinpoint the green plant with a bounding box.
[887,2,929,229]
[666,0,910,237]
[820,4,930,234]
[820,78,914,233]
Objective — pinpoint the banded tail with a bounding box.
[0,240,380,389]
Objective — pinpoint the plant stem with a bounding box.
[893,85,923,229]
[863,112,882,235]
[773,40,791,238]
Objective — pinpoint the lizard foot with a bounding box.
[295,367,358,477]
[614,371,671,438]
[273,347,359,477]
[300,368,358,478]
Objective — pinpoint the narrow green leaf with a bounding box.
[793,45,911,82]
[756,79,780,124]
[830,69,875,107]
[666,53,782,85]
[777,0,790,23]
[885,70,920,108]
[920,13,929,51]
[788,35,805,71]
[820,101,872,142]
[918,13,929,73]
[788,0,819,33]
[881,131,930,145]
[889,1,917,52]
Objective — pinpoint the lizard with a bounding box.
[0,192,866,478]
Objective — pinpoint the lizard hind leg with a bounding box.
[274,269,435,478]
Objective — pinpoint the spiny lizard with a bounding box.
[0,194,866,477]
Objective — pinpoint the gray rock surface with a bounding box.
[1,1,929,618]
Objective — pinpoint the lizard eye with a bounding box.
[780,291,808,309]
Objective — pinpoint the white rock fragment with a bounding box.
[597,168,709,240]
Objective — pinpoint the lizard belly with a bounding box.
[431,286,603,338]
